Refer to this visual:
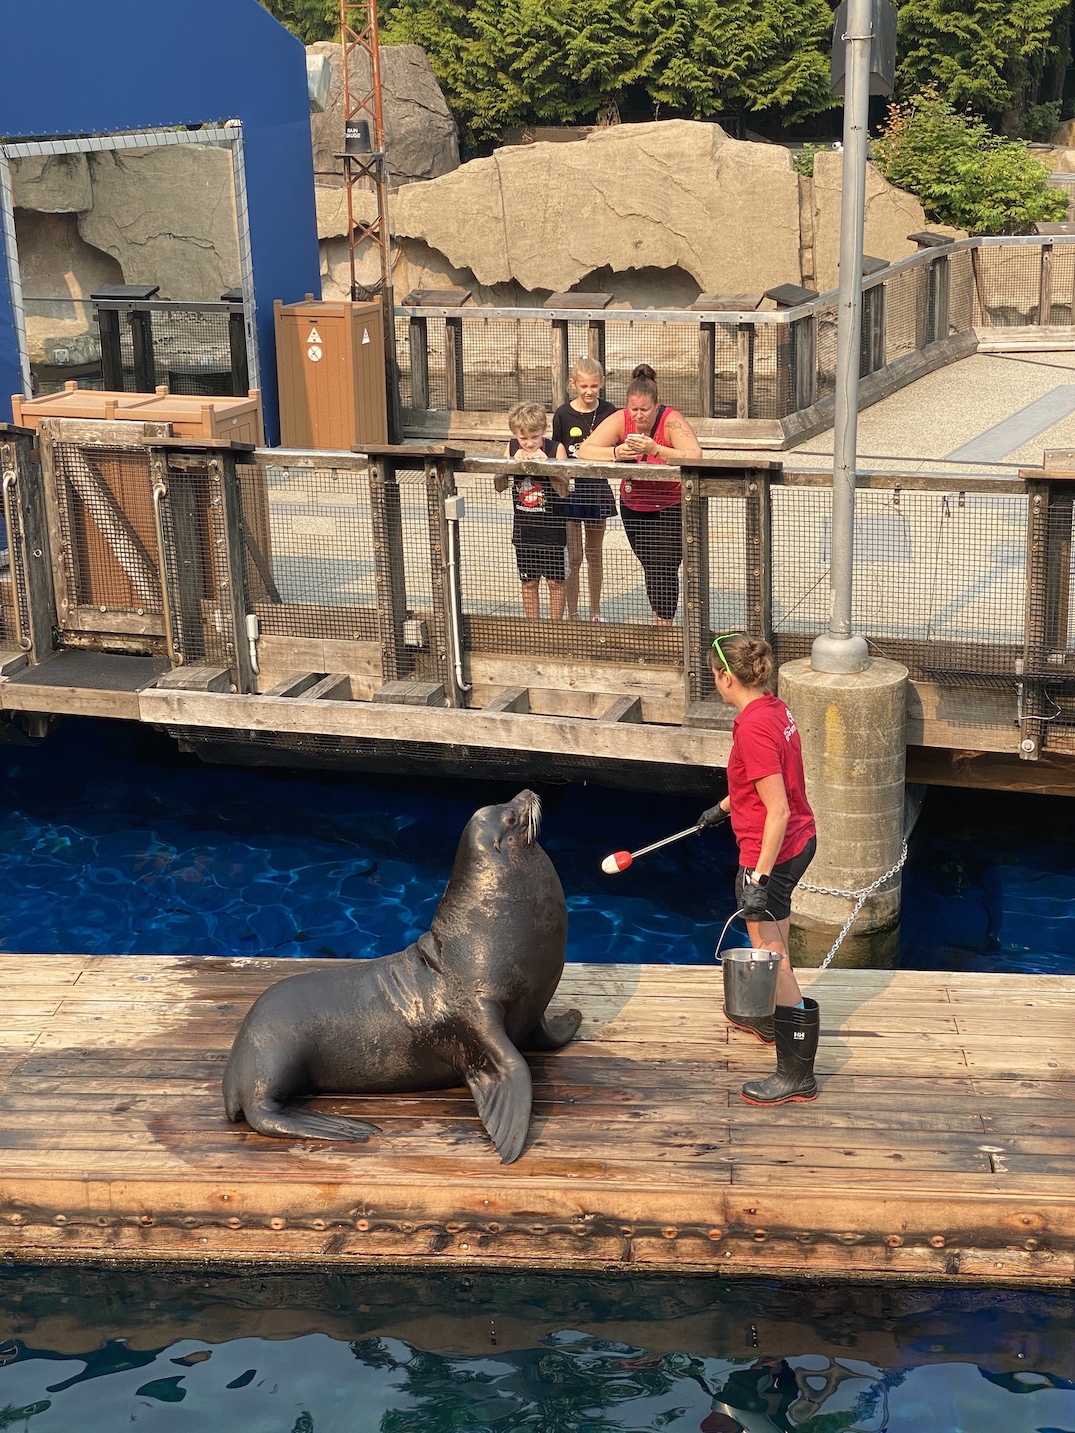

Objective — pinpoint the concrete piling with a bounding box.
[778,658,908,958]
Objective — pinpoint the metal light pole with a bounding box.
[810,0,874,674]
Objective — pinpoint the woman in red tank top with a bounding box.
[578,364,701,624]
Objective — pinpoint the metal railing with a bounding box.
[3,427,1073,759]
[394,236,1075,443]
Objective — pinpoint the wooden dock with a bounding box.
[0,954,1073,1282]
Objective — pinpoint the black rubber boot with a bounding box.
[740,998,819,1105]
[723,1006,775,1044]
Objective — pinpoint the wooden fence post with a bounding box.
[698,322,716,419]
[587,318,606,374]
[932,254,951,342]
[408,313,430,412]
[680,469,709,710]
[445,318,465,410]
[735,324,754,420]
[426,453,466,708]
[551,320,569,411]
[209,449,256,695]
[1039,243,1055,326]
[793,315,818,410]
[743,466,773,641]
[369,455,410,684]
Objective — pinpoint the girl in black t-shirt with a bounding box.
[551,357,616,622]
[495,401,568,619]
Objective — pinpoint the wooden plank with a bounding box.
[1,957,1074,1278]
[137,687,734,768]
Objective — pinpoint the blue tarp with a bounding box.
[0,0,323,442]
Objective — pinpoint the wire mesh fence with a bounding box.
[93,300,248,397]
[770,484,1030,681]
[237,462,380,661]
[455,467,685,665]
[50,442,164,620]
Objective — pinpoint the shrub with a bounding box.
[872,90,1068,234]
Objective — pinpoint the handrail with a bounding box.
[0,463,32,652]
[395,234,1075,324]
[149,466,183,667]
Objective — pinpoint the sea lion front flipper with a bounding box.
[519,1008,583,1051]
[463,1003,533,1165]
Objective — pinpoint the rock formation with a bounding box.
[308,41,459,188]
[317,120,953,307]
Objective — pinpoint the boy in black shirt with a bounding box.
[495,402,568,619]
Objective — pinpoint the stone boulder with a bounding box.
[308,41,459,188]
[77,147,241,301]
[810,151,966,294]
[10,154,92,213]
[390,120,802,297]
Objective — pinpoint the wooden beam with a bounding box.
[138,687,733,768]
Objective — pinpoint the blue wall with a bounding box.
[0,0,323,443]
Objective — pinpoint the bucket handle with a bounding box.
[714,906,780,963]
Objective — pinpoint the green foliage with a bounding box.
[379,0,839,146]
[895,0,1071,132]
[1018,98,1063,141]
[793,141,827,177]
[872,91,1069,234]
[258,0,339,43]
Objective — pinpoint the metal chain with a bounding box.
[797,841,909,970]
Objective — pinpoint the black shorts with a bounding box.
[735,835,817,922]
[515,544,566,583]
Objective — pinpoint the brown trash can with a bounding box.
[275,297,388,450]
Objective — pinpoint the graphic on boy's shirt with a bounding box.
[515,477,548,511]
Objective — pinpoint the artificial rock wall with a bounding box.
[318,119,960,307]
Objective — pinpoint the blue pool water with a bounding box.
[0,1266,1072,1432]
[0,718,1072,971]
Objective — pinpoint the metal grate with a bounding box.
[51,443,164,618]
[237,462,380,643]
[972,245,1044,326]
[455,468,686,665]
[771,485,1030,681]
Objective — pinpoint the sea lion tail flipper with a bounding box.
[519,1009,583,1051]
[242,1099,381,1143]
[463,1004,533,1165]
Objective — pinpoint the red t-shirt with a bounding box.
[727,693,815,868]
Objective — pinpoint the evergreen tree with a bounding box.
[259,0,339,43]
[896,0,1072,136]
[380,0,839,145]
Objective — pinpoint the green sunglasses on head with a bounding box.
[711,631,745,676]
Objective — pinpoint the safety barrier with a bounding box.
[1,427,1072,759]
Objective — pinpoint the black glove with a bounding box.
[739,878,772,920]
[697,803,729,828]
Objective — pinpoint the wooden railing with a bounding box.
[396,235,1075,448]
[2,427,1072,760]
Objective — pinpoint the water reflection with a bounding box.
[0,1265,1072,1431]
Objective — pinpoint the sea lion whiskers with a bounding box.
[525,792,541,845]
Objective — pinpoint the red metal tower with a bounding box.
[338,0,401,436]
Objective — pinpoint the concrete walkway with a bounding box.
[787,350,1075,473]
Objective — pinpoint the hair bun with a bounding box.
[631,363,657,382]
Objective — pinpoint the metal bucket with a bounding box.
[715,910,781,1018]
[720,947,781,1018]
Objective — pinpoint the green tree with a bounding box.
[380,0,838,146]
[895,0,1072,136]
[872,90,1069,233]
[258,0,339,43]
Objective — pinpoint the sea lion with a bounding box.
[223,790,581,1164]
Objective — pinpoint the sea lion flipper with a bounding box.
[519,1009,583,1051]
[463,1005,533,1165]
[241,1100,380,1143]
